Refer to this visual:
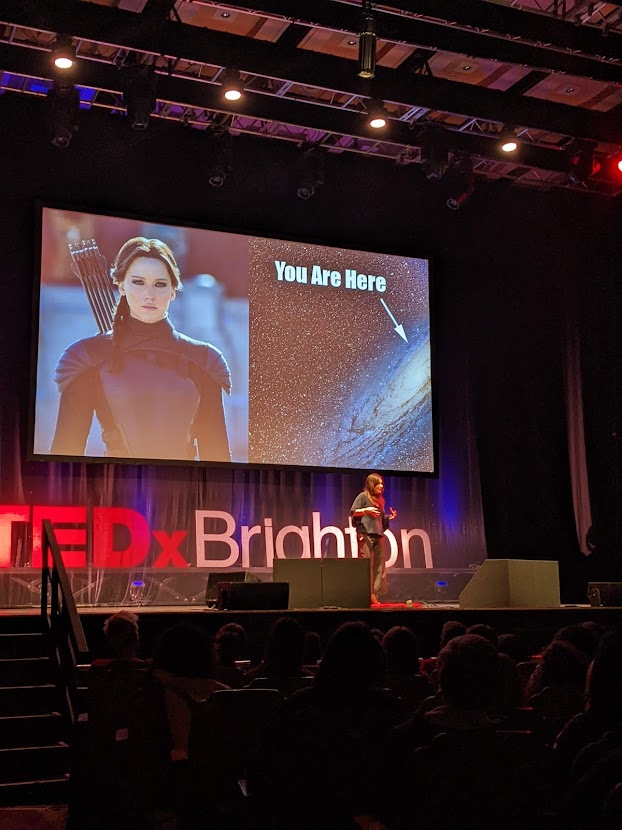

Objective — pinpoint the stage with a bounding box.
[1,563,615,659]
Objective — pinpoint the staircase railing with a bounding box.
[41,519,89,728]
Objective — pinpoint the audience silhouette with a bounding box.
[70,612,622,829]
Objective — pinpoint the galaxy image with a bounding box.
[248,238,433,473]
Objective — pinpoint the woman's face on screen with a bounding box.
[119,256,176,324]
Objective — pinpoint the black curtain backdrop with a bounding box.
[0,94,620,602]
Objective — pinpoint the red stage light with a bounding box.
[605,153,622,177]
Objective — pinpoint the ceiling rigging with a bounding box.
[1,0,622,196]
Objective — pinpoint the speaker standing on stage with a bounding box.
[351,473,397,605]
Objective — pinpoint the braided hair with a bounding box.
[109,237,182,367]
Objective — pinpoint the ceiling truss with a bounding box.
[0,0,621,196]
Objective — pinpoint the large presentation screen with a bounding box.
[32,207,433,473]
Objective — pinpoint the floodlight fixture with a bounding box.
[445,155,475,210]
[567,140,600,185]
[47,80,80,148]
[221,69,243,101]
[421,127,451,181]
[207,132,233,188]
[366,99,387,129]
[498,126,518,154]
[52,36,74,71]
[296,145,325,200]
[358,0,377,79]
[122,63,157,131]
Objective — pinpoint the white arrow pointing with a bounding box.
[380,299,408,343]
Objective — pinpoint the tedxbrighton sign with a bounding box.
[0,505,434,570]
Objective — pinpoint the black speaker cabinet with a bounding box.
[588,582,622,607]
[226,581,290,611]
[205,570,259,604]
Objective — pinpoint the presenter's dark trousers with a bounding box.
[357,532,387,598]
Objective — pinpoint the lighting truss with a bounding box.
[1,5,622,196]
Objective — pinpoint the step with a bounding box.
[0,685,57,717]
[0,634,46,659]
[0,777,69,807]
[0,714,63,749]
[0,615,42,635]
[0,658,52,685]
[0,744,69,784]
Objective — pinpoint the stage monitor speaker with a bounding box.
[272,559,322,609]
[226,582,290,611]
[588,582,622,607]
[322,559,371,609]
[459,559,560,609]
[205,570,259,604]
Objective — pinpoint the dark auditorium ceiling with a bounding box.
[2,0,622,195]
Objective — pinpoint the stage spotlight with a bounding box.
[296,145,325,200]
[603,151,622,179]
[206,133,233,188]
[366,99,387,129]
[52,36,74,71]
[498,126,518,154]
[221,69,243,102]
[567,140,600,185]
[358,0,376,79]
[122,63,157,130]
[47,80,80,148]
[444,155,474,210]
[421,127,450,180]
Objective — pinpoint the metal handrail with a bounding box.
[41,518,89,727]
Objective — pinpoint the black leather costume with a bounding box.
[51,316,231,461]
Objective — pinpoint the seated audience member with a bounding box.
[466,623,499,647]
[252,622,401,829]
[386,633,560,830]
[495,652,524,713]
[245,616,313,693]
[498,632,535,704]
[418,619,466,689]
[426,634,504,732]
[561,737,622,830]
[302,630,322,672]
[382,626,431,713]
[527,639,589,745]
[213,622,248,689]
[602,782,622,830]
[440,619,467,647]
[554,623,602,661]
[555,629,622,771]
[578,620,608,650]
[153,623,229,761]
[72,615,168,828]
[95,610,143,664]
[498,632,532,664]
[392,634,505,756]
[527,640,588,703]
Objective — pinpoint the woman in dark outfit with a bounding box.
[50,237,231,462]
[351,473,397,604]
